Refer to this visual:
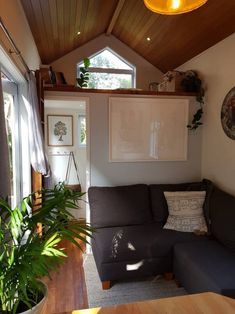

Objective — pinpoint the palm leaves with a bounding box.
[0,183,93,313]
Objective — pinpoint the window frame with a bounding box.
[2,72,22,206]
[77,47,136,88]
[0,45,31,202]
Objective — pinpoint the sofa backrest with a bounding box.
[149,179,211,227]
[88,184,152,228]
[210,186,235,251]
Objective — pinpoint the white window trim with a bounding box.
[88,67,133,75]
[2,76,22,206]
[0,46,26,84]
[1,44,31,201]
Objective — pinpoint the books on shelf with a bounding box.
[40,66,67,86]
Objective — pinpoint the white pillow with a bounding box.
[163,191,207,233]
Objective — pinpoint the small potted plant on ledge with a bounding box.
[0,183,93,314]
[76,57,90,88]
[181,70,205,130]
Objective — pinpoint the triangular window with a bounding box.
[89,49,133,70]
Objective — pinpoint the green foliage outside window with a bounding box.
[80,116,86,145]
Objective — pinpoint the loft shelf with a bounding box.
[44,85,197,97]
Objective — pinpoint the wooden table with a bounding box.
[72,292,235,314]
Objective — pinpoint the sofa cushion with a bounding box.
[174,241,235,295]
[210,187,235,251]
[92,224,161,263]
[149,180,211,227]
[150,228,208,258]
[163,191,207,232]
[88,184,152,228]
[92,223,208,264]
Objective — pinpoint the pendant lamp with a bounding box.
[143,0,208,15]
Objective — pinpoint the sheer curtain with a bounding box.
[25,71,50,176]
[0,68,10,199]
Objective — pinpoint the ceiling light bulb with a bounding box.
[147,37,151,41]
[171,0,181,10]
[77,31,81,35]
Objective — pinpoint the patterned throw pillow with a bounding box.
[163,191,207,233]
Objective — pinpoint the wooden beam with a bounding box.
[106,0,125,35]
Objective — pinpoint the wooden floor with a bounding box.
[42,240,88,314]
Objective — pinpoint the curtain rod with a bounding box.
[0,17,30,73]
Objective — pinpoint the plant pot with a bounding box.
[19,282,48,314]
[64,183,81,192]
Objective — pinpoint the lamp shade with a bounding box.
[143,0,208,15]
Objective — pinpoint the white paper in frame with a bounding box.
[109,97,189,162]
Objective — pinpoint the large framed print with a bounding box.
[109,97,189,162]
[47,115,73,146]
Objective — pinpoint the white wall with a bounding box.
[177,33,235,195]
[44,99,87,219]
[51,34,163,90]
[46,91,202,187]
[89,94,201,186]
[0,0,41,71]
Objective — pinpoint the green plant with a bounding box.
[76,57,90,88]
[181,70,205,130]
[0,183,93,313]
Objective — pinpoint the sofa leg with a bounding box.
[164,272,174,281]
[102,280,111,290]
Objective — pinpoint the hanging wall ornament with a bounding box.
[221,87,235,140]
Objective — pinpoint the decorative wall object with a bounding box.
[47,115,73,146]
[158,71,185,92]
[221,87,235,140]
[109,97,189,162]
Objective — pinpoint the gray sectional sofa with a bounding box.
[173,186,235,298]
[88,180,235,296]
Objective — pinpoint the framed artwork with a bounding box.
[47,115,73,146]
[221,87,235,140]
[109,97,188,162]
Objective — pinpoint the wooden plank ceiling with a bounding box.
[21,0,235,72]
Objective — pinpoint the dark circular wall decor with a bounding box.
[221,87,235,140]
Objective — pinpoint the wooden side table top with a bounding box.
[72,292,235,314]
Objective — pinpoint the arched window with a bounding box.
[77,48,136,89]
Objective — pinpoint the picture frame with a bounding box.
[221,86,235,140]
[47,115,73,146]
[109,97,188,162]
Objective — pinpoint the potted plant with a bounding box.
[181,70,205,130]
[0,183,93,314]
[76,57,90,88]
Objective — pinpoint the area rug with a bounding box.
[83,254,187,308]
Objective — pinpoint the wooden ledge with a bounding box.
[44,85,197,97]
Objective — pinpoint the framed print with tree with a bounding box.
[47,115,73,146]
